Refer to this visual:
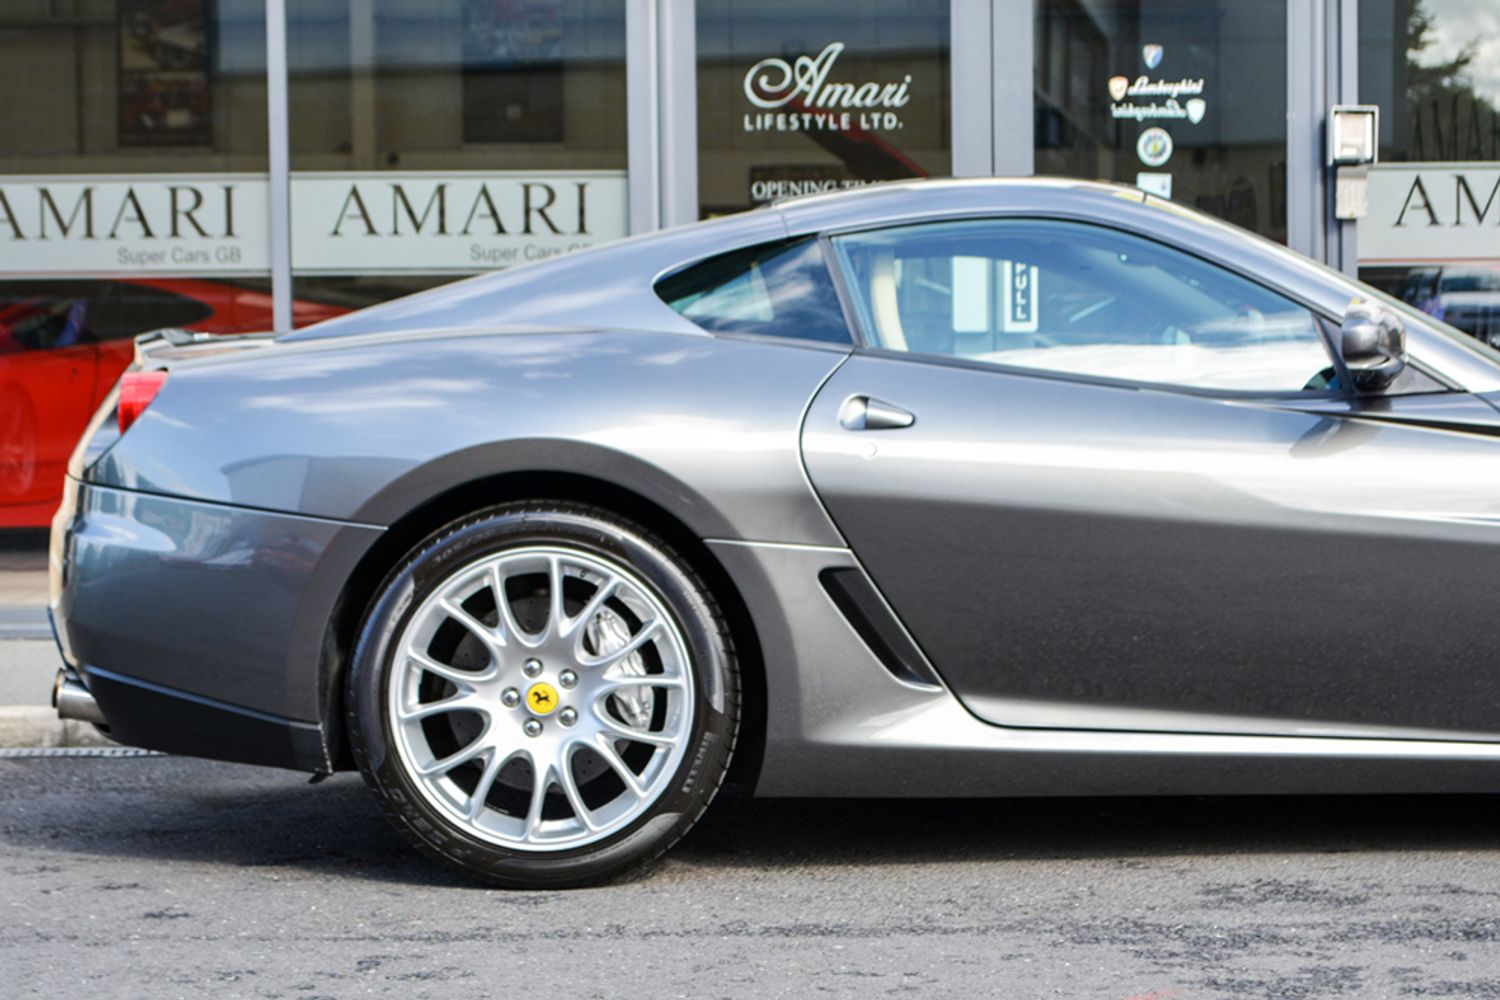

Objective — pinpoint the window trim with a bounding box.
[823,213,1360,401]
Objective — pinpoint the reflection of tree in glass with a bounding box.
[1404,0,1499,160]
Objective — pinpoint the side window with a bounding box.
[0,280,214,351]
[832,220,1338,393]
[0,281,95,352]
[88,282,213,342]
[655,238,852,345]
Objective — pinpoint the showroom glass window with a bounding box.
[695,0,951,218]
[1034,0,1289,243]
[0,1,271,330]
[287,0,628,318]
[0,1,271,526]
[1357,0,1500,345]
[832,220,1335,393]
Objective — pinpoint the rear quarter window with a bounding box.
[655,237,852,345]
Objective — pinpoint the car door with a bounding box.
[802,217,1500,739]
[0,283,99,518]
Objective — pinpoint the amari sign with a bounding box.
[0,174,269,275]
[741,42,912,133]
[293,171,627,274]
[0,171,627,277]
[1359,163,1500,264]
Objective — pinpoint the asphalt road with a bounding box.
[4,755,1500,999]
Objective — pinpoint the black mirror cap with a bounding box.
[1340,300,1407,391]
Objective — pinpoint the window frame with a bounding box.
[820,214,1370,401]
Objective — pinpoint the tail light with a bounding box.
[118,369,168,435]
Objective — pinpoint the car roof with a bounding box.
[773,175,1135,213]
[273,177,1500,393]
[285,179,1155,343]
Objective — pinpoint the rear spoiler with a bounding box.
[132,327,277,369]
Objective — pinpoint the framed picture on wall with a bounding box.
[118,0,212,147]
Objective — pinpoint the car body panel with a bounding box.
[55,480,381,725]
[92,329,849,546]
[803,354,1500,739]
[714,539,1500,798]
[0,278,345,528]
[47,178,1500,796]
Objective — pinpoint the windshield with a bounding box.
[1244,231,1500,370]
[1136,193,1500,372]
[1439,270,1500,294]
[1352,280,1500,367]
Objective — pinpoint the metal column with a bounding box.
[626,0,661,234]
[264,0,292,334]
[1286,0,1327,263]
[992,0,1034,176]
[658,0,698,227]
[1331,0,1361,275]
[951,0,993,176]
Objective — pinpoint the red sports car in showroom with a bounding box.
[0,277,344,528]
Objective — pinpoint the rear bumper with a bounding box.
[50,477,383,771]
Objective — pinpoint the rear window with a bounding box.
[655,238,852,345]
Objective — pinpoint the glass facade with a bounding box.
[286,0,629,314]
[1357,0,1500,347]
[1034,0,1288,243]
[1360,0,1500,163]
[4,0,1500,533]
[695,0,951,217]
[0,0,276,528]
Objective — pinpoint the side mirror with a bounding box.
[1339,301,1407,390]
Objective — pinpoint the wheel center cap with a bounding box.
[525,682,560,716]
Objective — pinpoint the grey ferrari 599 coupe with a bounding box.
[49,179,1500,887]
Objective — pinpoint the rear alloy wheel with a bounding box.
[347,503,739,888]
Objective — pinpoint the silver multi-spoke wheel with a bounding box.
[352,504,737,887]
[387,545,695,852]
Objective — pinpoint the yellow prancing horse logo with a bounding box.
[526,682,559,716]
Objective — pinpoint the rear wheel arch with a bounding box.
[318,469,768,792]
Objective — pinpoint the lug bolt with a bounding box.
[559,707,578,727]
[501,688,521,708]
[558,670,578,689]
[523,658,543,678]
[523,719,543,738]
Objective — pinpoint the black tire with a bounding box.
[346,501,739,888]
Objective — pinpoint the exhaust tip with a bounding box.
[53,670,106,726]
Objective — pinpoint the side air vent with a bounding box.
[818,568,943,690]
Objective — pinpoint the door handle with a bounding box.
[838,395,915,431]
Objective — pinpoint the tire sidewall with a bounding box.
[348,504,736,887]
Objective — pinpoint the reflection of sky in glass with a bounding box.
[1423,0,1500,104]
[282,2,621,72]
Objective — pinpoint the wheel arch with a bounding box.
[318,467,769,792]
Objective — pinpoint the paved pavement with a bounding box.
[3,754,1500,999]
[0,640,56,704]
[0,535,62,745]
[0,535,111,747]
[0,533,48,608]
[0,636,109,749]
